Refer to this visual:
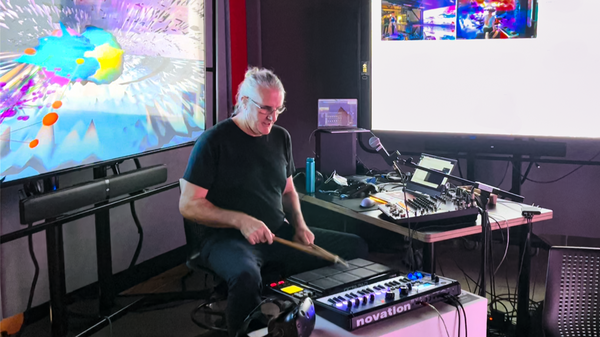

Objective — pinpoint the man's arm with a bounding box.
[282,176,315,245]
[179,178,274,245]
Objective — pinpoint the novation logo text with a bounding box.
[354,303,411,328]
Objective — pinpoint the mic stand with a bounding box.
[393,158,524,299]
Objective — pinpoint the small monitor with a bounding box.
[406,153,457,196]
[318,99,358,129]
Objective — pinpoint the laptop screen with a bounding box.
[407,153,457,195]
[318,99,358,129]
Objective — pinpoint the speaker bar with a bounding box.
[20,165,168,224]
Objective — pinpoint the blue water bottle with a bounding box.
[306,157,315,194]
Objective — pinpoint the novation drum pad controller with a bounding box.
[268,259,461,331]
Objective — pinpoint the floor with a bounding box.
[15,237,549,337]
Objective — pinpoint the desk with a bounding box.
[300,193,552,336]
[249,291,487,337]
[300,194,552,270]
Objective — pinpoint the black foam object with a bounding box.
[19,164,168,224]
[237,297,316,337]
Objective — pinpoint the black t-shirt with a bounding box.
[183,118,295,238]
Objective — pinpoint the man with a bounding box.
[490,22,502,39]
[483,7,496,39]
[383,14,390,37]
[179,67,367,337]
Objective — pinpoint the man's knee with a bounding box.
[342,234,368,259]
[227,268,262,293]
[353,237,369,259]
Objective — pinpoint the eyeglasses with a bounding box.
[247,97,286,116]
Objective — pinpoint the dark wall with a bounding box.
[255,0,361,165]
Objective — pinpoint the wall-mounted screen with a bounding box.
[370,0,600,139]
[0,0,206,184]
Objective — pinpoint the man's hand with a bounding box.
[293,225,315,245]
[239,217,275,245]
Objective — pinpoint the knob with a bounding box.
[369,294,375,302]
[354,299,360,307]
[406,283,412,291]
[362,297,368,305]
[399,286,409,296]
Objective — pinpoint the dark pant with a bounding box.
[200,225,368,337]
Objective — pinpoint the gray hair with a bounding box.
[232,67,286,116]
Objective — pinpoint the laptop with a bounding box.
[406,153,457,197]
[317,99,369,133]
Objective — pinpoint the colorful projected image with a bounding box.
[0,0,205,184]
[457,0,538,39]
[423,6,456,40]
[382,0,455,41]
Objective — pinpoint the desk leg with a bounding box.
[423,243,435,273]
[516,223,532,336]
[46,223,68,337]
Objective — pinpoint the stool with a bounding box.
[186,254,228,332]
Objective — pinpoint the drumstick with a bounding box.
[272,237,348,267]
[311,243,350,267]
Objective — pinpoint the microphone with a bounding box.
[368,136,400,167]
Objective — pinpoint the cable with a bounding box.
[454,296,468,337]
[16,224,40,337]
[422,302,450,337]
[452,259,478,293]
[517,219,533,283]
[402,186,415,270]
[308,128,319,155]
[519,149,600,184]
[489,215,510,275]
[111,160,145,269]
[445,297,461,337]
[127,159,144,268]
[447,295,468,337]
[103,315,114,337]
[496,161,511,187]
[128,201,144,269]
[437,257,445,277]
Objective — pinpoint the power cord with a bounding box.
[103,315,113,337]
[15,224,40,337]
[111,159,145,269]
[307,128,319,156]
[446,295,468,337]
[518,149,600,184]
[496,161,511,187]
[445,297,461,337]
[452,296,468,337]
[489,215,510,276]
[421,302,450,337]
[128,158,144,268]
